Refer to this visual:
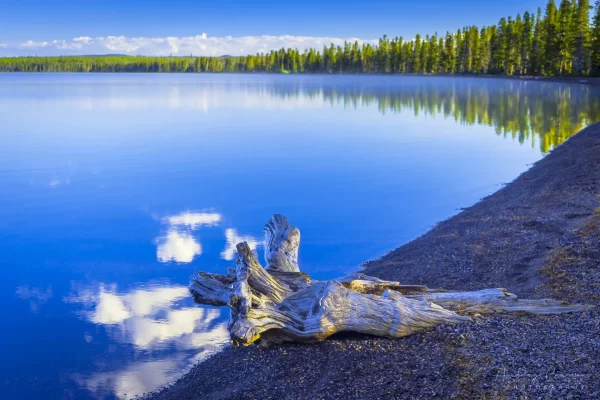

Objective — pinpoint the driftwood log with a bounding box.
[190,215,591,346]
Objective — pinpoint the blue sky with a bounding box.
[0,0,546,56]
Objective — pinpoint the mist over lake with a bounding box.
[1,74,599,399]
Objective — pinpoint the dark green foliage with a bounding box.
[2,0,600,76]
[592,1,600,75]
[572,0,591,75]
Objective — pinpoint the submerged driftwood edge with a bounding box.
[189,214,591,346]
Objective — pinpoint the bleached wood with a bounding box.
[264,214,300,273]
[189,215,593,346]
[409,289,592,315]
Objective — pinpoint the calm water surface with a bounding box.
[1,74,599,399]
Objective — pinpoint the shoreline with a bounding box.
[148,123,600,399]
[481,74,600,86]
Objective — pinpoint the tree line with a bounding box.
[3,0,600,76]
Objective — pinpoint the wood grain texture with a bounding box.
[189,215,592,345]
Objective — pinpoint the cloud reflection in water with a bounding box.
[156,230,202,263]
[156,211,222,263]
[65,211,271,398]
[81,358,181,400]
[66,283,228,399]
[165,211,221,229]
[220,228,263,261]
[16,285,53,312]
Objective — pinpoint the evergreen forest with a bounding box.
[2,0,600,76]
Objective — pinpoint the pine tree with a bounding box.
[420,35,429,73]
[5,0,600,77]
[437,37,445,73]
[427,34,441,74]
[522,12,534,74]
[506,16,522,75]
[556,0,574,75]
[544,0,560,75]
[591,0,600,75]
[478,26,493,74]
[413,34,422,73]
[492,18,508,73]
[572,0,591,75]
[531,8,545,74]
[455,29,464,73]
[442,33,455,73]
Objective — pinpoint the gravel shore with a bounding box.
[149,123,600,400]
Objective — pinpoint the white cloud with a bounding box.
[156,230,202,263]
[220,228,263,261]
[20,40,49,48]
[48,177,70,187]
[165,211,221,229]
[0,43,7,48]
[51,39,87,50]
[5,33,377,56]
[73,36,92,45]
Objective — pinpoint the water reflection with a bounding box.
[260,78,600,152]
[156,230,202,263]
[66,284,189,327]
[156,211,222,264]
[16,285,53,312]
[221,228,262,261]
[61,210,255,398]
[32,76,600,153]
[164,211,221,229]
[80,345,225,400]
[66,283,228,399]
[155,211,263,263]
[4,74,600,400]
[80,359,182,400]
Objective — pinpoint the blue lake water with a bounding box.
[1,74,599,399]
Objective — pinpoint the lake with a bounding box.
[1,74,599,400]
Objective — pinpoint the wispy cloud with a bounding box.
[20,40,49,48]
[16,285,53,312]
[165,211,221,229]
[2,33,377,57]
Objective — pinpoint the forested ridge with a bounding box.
[3,0,600,75]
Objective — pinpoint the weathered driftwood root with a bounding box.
[190,215,592,346]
